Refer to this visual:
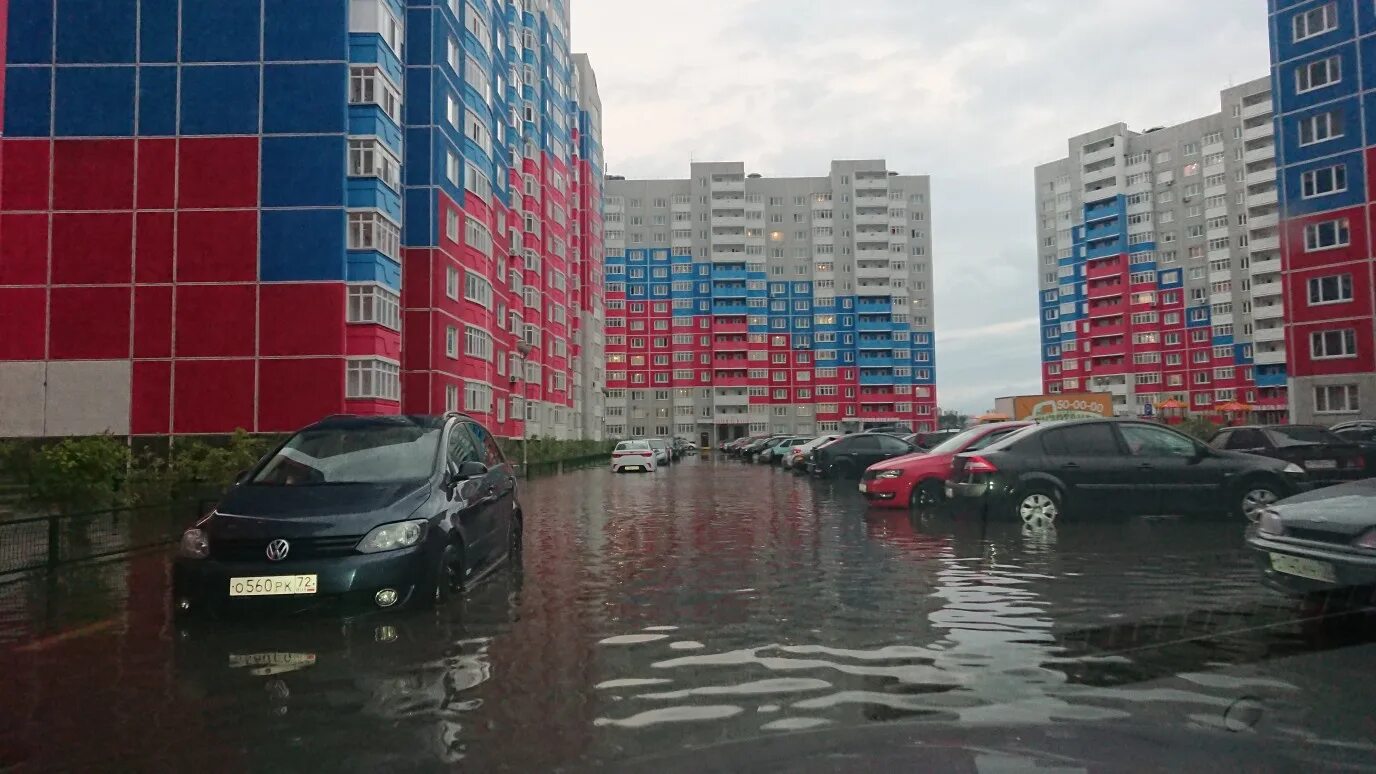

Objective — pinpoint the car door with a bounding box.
[469,420,518,561]
[1038,423,1135,515]
[445,421,497,572]
[1116,423,1215,515]
[872,434,915,466]
[841,435,880,470]
[1220,427,1275,460]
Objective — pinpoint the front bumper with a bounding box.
[1246,529,1376,596]
[860,477,906,506]
[173,545,432,618]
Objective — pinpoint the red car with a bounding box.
[859,422,1033,508]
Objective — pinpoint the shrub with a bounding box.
[26,435,131,512]
[126,430,274,504]
[1175,416,1222,441]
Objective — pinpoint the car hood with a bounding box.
[870,451,932,470]
[1275,478,1376,536]
[209,480,433,539]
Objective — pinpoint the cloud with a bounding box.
[573,0,1270,412]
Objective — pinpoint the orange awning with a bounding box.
[1157,398,1187,409]
[976,412,1010,422]
[1215,401,1252,412]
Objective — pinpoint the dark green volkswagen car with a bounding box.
[173,413,522,617]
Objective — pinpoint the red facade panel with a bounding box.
[133,284,173,359]
[52,139,135,211]
[49,286,131,359]
[173,359,256,434]
[0,287,46,360]
[174,284,256,358]
[257,358,344,432]
[259,283,347,356]
[0,213,48,284]
[1287,320,1376,376]
[0,139,50,211]
[50,212,133,284]
[177,138,259,209]
[1282,206,1369,274]
[130,360,172,435]
[134,211,175,283]
[175,209,259,282]
[136,139,177,210]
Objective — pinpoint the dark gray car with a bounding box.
[1246,478,1376,600]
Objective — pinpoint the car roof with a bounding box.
[310,414,452,431]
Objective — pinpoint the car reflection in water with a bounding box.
[173,566,521,768]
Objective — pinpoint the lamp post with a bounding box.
[516,340,534,476]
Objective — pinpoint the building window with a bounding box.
[465,381,493,414]
[1314,384,1359,413]
[446,209,460,242]
[348,66,401,124]
[347,139,400,189]
[445,326,459,358]
[464,161,493,204]
[1298,109,1343,146]
[345,283,400,331]
[1303,218,1349,251]
[1310,329,1357,359]
[1308,274,1353,305]
[464,272,493,308]
[1300,164,1347,198]
[1292,2,1338,42]
[1295,55,1341,94]
[446,383,459,412]
[465,215,494,258]
[347,211,401,261]
[346,358,400,401]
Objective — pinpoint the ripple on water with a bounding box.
[668,641,704,650]
[638,678,832,700]
[595,678,674,690]
[594,705,744,729]
[761,717,831,731]
[599,634,672,646]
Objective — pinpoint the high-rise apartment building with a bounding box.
[604,161,936,446]
[1268,0,1375,422]
[0,0,603,440]
[1034,77,1288,419]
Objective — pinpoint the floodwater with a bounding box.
[3,456,1376,771]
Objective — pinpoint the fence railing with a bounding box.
[0,499,213,580]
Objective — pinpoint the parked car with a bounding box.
[1246,478,1376,600]
[1209,425,1366,488]
[788,435,842,472]
[861,423,913,435]
[172,413,522,617]
[756,436,812,465]
[725,435,766,457]
[646,438,673,466]
[673,438,697,456]
[810,433,917,479]
[947,419,1307,526]
[861,422,1033,508]
[611,440,658,473]
[1328,421,1376,470]
[740,435,786,460]
[905,429,962,451]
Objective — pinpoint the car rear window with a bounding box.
[1268,426,1343,446]
[1040,423,1122,457]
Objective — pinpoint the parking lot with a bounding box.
[3,455,1376,771]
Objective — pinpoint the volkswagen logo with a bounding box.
[265,539,290,562]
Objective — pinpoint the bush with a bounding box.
[126,430,274,504]
[1175,416,1222,441]
[26,435,131,512]
[498,437,617,466]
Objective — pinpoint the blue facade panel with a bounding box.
[263,63,349,134]
[346,253,403,290]
[1274,41,1360,114]
[1272,1,1359,63]
[1279,149,1367,216]
[139,0,180,63]
[260,209,347,282]
[138,66,178,136]
[1255,365,1289,387]
[1281,96,1364,162]
[5,0,54,63]
[3,67,52,136]
[403,188,436,248]
[54,66,136,136]
[265,0,349,61]
[349,36,405,85]
[352,109,403,156]
[180,65,260,135]
[261,136,347,208]
[181,0,262,63]
[56,0,137,64]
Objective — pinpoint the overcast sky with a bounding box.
[574,0,1271,414]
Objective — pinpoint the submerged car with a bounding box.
[810,433,916,478]
[787,434,841,471]
[755,436,812,464]
[173,413,522,618]
[1247,478,1376,601]
[1209,425,1366,488]
[862,422,1032,507]
[647,438,673,465]
[612,440,658,472]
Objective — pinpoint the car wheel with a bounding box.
[910,479,943,509]
[1236,480,1282,522]
[1014,488,1061,528]
[509,511,524,562]
[432,542,464,605]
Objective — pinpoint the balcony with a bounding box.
[1253,326,1285,343]
[857,317,895,332]
[1253,302,1285,320]
[856,264,892,279]
[714,392,750,407]
[1081,143,1119,166]
[1248,212,1278,230]
[857,298,893,314]
[712,177,745,192]
[712,320,748,334]
[1244,144,1275,164]
[713,282,748,297]
[858,354,895,368]
[1246,189,1278,208]
[1251,280,1283,298]
[712,374,750,388]
[1083,180,1120,203]
[859,372,897,386]
[1253,360,1287,380]
[855,212,889,226]
[1243,123,1273,142]
[1242,99,1272,119]
[1087,298,1125,317]
[711,266,748,280]
[711,215,746,228]
[1249,234,1280,253]
[1249,256,1282,276]
[1085,259,1125,281]
[1245,167,1276,187]
[711,248,749,261]
[712,300,749,314]
[857,335,892,349]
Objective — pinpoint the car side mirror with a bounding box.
[234,469,250,484]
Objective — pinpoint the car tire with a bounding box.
[1013,487,1062,528]
[910,479,943,509]
[430,542,464,606]
[1235,478,1283,522]
[509,511,524,563]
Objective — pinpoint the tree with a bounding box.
[937,409,971,430]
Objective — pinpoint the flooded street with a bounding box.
[3,457,1376,771]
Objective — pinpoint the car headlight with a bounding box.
[179,528,210,559]
[1282,463,1305,475]
[357,520,428,554]
[875,470,903,479]
[1257,508,1285,536]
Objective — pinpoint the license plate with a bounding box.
[945,485,955,499]
[1304,459,1337,470]
[858,483,868,492]
[228,653,317,669]
[229,575,318,597]
[1270,553,1338,583]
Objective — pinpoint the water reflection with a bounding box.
[2,458,1374,770]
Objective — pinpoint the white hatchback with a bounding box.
[611,440,658,473]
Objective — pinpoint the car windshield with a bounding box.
[928,426,1010,455]
[1268,426,1343,446]
[616,441,649,451]
[250,425,440,485]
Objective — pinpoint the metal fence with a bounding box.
[0,499,212,579]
